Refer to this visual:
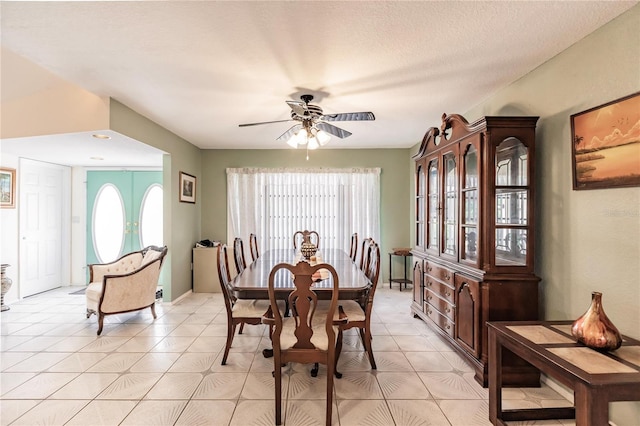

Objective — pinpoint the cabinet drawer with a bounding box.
[424,263,454,287]
[425,290,455,321]
[425,304,455,338]
[424,278,455,304]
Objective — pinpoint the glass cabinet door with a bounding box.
[461,144,479,263]
[415,162,426,249]
[442,152,457,257]
[427,158,439,252]
[495,137,529,266]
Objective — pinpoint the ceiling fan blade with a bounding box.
[276,124,303,141]
[316,122,352,139]
[238,119,294,127]
[320,112,375,122]
[286,100,307,116]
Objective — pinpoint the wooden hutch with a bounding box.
[412,113,540,386]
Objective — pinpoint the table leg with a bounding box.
[402,255,407,291]
[389,253,392,289]
[489,328,503,424]
[575,382,608,426]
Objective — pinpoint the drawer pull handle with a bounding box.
[446,324,450,329]
[427,295,432,300]
[427,281,432,286]
[427,266,432,272]
[444,291,450,297]
[445,308,450,313]
[444,274,451,280]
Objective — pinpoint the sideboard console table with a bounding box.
[488,320,640,426]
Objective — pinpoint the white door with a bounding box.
[19,159,70,297]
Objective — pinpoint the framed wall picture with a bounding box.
[571,92,640,190]
[0,167,16,208]
[179,171,196,203]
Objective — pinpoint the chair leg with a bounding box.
[311,362,319,377]
[326,356,335,426]
[334,328,343,378]
[222,323,236,365]
[274,352,283,425]
[363,327,376,369]
[97,313,104,335]
[150,303,157,319]
[239,322,245,334]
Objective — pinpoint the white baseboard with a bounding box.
[171,289,193,305]
[541,374,574,403]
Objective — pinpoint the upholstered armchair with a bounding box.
[86,245,168,335]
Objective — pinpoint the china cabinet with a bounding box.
[412,113,540,386]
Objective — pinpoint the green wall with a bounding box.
[109,100,203,301]
[200,148,411,283]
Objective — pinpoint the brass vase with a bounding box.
[571,291,622,352]
[300,241,318,260]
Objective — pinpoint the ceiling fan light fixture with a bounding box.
[287,127,308,147]
[316,129,331,146]
[307,136,319,150]
[286,137,299,148]
[238,93,374,155]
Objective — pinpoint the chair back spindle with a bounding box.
[249,233,260,261]
[349,233,358,262]
[359,237,373,271]
[233,237,247,275]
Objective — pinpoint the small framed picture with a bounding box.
[179,171,196,203]
[0,167,16,209]
[571,92,640,190]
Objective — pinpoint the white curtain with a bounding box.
[227,168,380,255]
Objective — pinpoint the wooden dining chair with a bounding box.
[340,240,381,370]
[316,239,380,374]
[262,260,347,426]
[233,237,247,275]
[349,232,358,262]
[249,233,259,262]
[293,230,320,250]
[216,244,273,365]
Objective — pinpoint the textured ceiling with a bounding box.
[1,1,637,154]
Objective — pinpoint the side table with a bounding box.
[389,251,412,291]
[488,320,640,425]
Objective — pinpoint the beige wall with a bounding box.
[464,5,639,336]
[416,6,640,422]
[109,100,202,301]
[0,48,110,139]
[200,148,411,282]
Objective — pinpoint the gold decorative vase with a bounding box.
[298,231,318,260]
[571,291,622,352]
[300,241,318,260]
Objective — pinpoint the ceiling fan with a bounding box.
[238,94,375,149]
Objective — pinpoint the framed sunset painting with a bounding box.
[571,92,640,190]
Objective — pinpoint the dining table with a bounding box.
[232,248,371,303]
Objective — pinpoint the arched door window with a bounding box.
[140,184,163,248]
[93,184,125,263]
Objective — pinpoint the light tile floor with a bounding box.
[1,285,574,425]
